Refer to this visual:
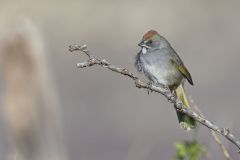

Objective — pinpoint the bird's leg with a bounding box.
[169,91,177,103]
[147,81,153,95]
[160,84,176,102]
[161,84,170,91]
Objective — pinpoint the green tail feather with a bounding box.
[175,84,196,131]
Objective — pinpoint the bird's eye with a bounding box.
[148,40,153,44]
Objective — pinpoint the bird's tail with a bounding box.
[174,84,196,131]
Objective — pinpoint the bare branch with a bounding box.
[190,98,233,160]
[69,44,240,153]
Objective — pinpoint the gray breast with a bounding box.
[139,49,183,86]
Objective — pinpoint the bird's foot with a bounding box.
[162,85,176,102]
[161,85,170,91]
[147,81,153,95]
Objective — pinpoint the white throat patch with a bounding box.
[141,47,147,54]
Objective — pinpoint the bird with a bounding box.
[135,30,196,130]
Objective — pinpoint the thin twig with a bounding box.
[69,44,240,154]
[190,97,233,160]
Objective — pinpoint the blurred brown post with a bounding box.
[0,19,67,160]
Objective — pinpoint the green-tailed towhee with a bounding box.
[135,30,196,130]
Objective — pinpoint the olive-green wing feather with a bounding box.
[178,65,194,85]
[170,59,193,85]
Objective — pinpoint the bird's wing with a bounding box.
[178,65,194,85]
[168,46,194,85]
[171,59,194,85]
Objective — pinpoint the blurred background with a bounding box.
[0,0,240,160]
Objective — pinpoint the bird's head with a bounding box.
[138,30,169,50]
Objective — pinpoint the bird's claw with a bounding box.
[147,81,153,94]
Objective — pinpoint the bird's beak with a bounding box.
[138,41,144,47]
[138,41,150,48]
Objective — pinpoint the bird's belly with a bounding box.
[143,63,182,86]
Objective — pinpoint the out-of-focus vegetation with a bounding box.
[175,140,207,160]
